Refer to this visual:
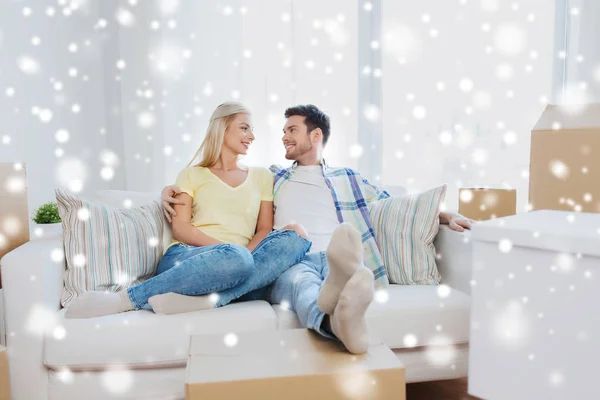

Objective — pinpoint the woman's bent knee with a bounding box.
[228,245,254,278]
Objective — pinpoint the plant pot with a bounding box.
[33,222,63,238]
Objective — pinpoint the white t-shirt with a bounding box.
[274,166,339,252]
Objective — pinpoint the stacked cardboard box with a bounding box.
[458,188,517,221]
[0,163,31,288]
[529,104,600,213]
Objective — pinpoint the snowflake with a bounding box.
[102,366,133,395]
[57,368,74,384]
[55,129,70,144]
[116,8,135,27]
[503,130,517,146]
[73,254,86,267]
[137,111,156,129]
[481,0,499,11]
[498,239,512,253]
[26,304,58,338]
[100,167,114,181]
[349,144,363,159]
[363,104,380,122]
[402,333,418,347]
[363,2,373,11]
[425,335,457,366]
[471,148,488,165]
[549,371,565,387]
[71,104,81,113]
[281,13,291,22]
[412,105,426,120]
[494,24,526,56]
[224,333,238,347]
[550,160,569,179]
[375,289,388,303]
[459,78,474,92]
[437,284,451,298]
[3,216,22,236]
[1,135,11,145]
[53,326,67,340]
[18,55,41,74]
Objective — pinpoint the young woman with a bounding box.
[66,102,312,318]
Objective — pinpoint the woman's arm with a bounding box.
[245,201,274,252]
[171,193,224,247]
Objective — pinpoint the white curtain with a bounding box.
[381,0,557,211]
[112,0,360,192]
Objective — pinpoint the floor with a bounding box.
[406,378,482,400]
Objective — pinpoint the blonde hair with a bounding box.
[188,102,251,168]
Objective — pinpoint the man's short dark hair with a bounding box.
[284,104,331,146]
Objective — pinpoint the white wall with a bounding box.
[0,0,118,212]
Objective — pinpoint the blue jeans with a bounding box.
[264,252,335,339]
[127,230,312,310]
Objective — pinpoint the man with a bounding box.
[161,104,472,354]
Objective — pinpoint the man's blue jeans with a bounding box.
[127,230,312,309]
[265,252,335,339]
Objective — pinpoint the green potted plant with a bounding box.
[32,202,62,236]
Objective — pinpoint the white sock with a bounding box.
[148,292,217,315]
[318,223,363,314]
[330,267,375,354]
[65,291,134,318]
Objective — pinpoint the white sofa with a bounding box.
[1,190,473,399]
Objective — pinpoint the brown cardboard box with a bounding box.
[529,104,600,213]
[186,329,405,400]
[0,346,10,400]
[458,188,517,221]
[0,163,31,288]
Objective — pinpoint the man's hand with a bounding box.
[161,185,185,222]
[440,212,475,232]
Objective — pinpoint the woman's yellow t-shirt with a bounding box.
[171,166,274,248]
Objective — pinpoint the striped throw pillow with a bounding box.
[56,189,164,307]
[369,185,447,285]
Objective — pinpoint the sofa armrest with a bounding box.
[1,237,65,400]
[434,225,473,295]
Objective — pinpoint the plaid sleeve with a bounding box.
[357,173,390,204]
[269,164,283,175]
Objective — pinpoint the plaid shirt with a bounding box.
[270,161,390,288]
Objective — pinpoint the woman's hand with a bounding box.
[161,185,185,222]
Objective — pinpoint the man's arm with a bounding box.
[439,211,474,232]
[161,185,184,222]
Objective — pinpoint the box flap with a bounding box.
[532,104,600,131]
[187,330,401,384]
[471,210,600,257]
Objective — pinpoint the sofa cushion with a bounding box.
[94,190,174,251]
[369,185,447,285]
[269,284,470,350]
[366,284,470,349]
[56,189,165,307]
[44,301,278,370]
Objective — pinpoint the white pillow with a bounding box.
[56,189,165,307]
[369,185,447,285]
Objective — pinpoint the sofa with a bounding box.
[1,189,473,399]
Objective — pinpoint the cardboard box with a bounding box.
[0,346,10,400]
[0,163,31,288]
[186,329,405,400]
[459,188,517,221]
[529,104,600,213]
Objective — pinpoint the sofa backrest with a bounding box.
[382,185,407,197]
[94,190,174,252]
